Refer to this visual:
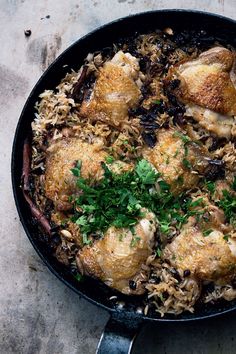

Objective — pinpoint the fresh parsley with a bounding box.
[205,180,216,194]
[135,159,159,184]
[173,131,190,144]
[70,159,210,244]
[217,189,236,226]
[105,155,115,164]
[203,229,213,237]
[182,158,192,169]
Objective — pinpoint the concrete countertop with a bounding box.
[1,0,236,353]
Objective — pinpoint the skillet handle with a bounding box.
[96,312,143,354]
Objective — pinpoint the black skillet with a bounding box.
[12,10,236,354]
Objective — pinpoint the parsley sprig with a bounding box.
[217,189,236,226]
[70,159,212,243]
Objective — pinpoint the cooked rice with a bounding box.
[29,29,236,317]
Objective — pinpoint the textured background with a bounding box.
[1,1,236,353]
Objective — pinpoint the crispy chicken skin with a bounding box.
[163,203,236,283]
[80,51,141,126]
[77,211,157,295]
[45,138,107,211]
[142,129,207,194]
[174,47,236,138]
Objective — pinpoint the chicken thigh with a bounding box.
[163,201,236,284]
[45,138,107,211]
[173,47,236,138]
[142,128,208,194]
[77,211,157,295]
[80,51,141,126]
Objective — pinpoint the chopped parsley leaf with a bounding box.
[173,131,190,144]
[130,236,141,247]
[232,177,236,191]
[205,180,216,194]
[173,149,179,158]
[217,190,236,226]
[74,273,83,281]
[135,159,159,185]
[70,159,209,243]
[71,160,82,177]
[105,155,115,164]
[189,198,204,208]
[203,229,213,237]
[182,158,192,169]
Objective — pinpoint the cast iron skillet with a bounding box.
[12,10,236,354]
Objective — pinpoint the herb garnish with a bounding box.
[203,229,213,237]
[70,159,210,243]
[223,235,229,241]
[205,180,216,194]
[105,155,115,164]
[74,273,83,282]
[182,158,192,169]
[173,131,190,144]
[217,189,236,226]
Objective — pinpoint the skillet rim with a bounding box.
[11,8,236,322]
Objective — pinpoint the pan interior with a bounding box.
[12,10,236,321]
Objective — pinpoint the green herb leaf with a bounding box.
[130,236,141,247]
[82,234,92,245]
[189,198,204,208]
[135,159,159,184]
[74,273,83,281]
[232,177,236,191]
[105,155,115,164]
[173,131,190,144]
[160,220,170,234]
[71,160,82,177]
[217,190,236,226]
[182,158,192,169]
[205,180,215,194]
[203,229,213,237]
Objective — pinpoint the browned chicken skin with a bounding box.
[142,128,209,194]
[77,211,157,295]
[45,138,107,211]
[45,137,133,211]
[174,47,236,138]
[80,51,141,126]
[163,197,236,284]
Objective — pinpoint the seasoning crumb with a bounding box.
[24,29,31,37]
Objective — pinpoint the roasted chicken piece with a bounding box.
[80,51,141,126]
[77,211,157,295]
[142,129,209,194]
[173,47,236,138]
[45,138,107,211]
[45,137,132,211]
[163,199,236,283]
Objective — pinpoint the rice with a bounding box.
[29,29,236,317]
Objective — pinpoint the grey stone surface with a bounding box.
[0,0,236,353]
